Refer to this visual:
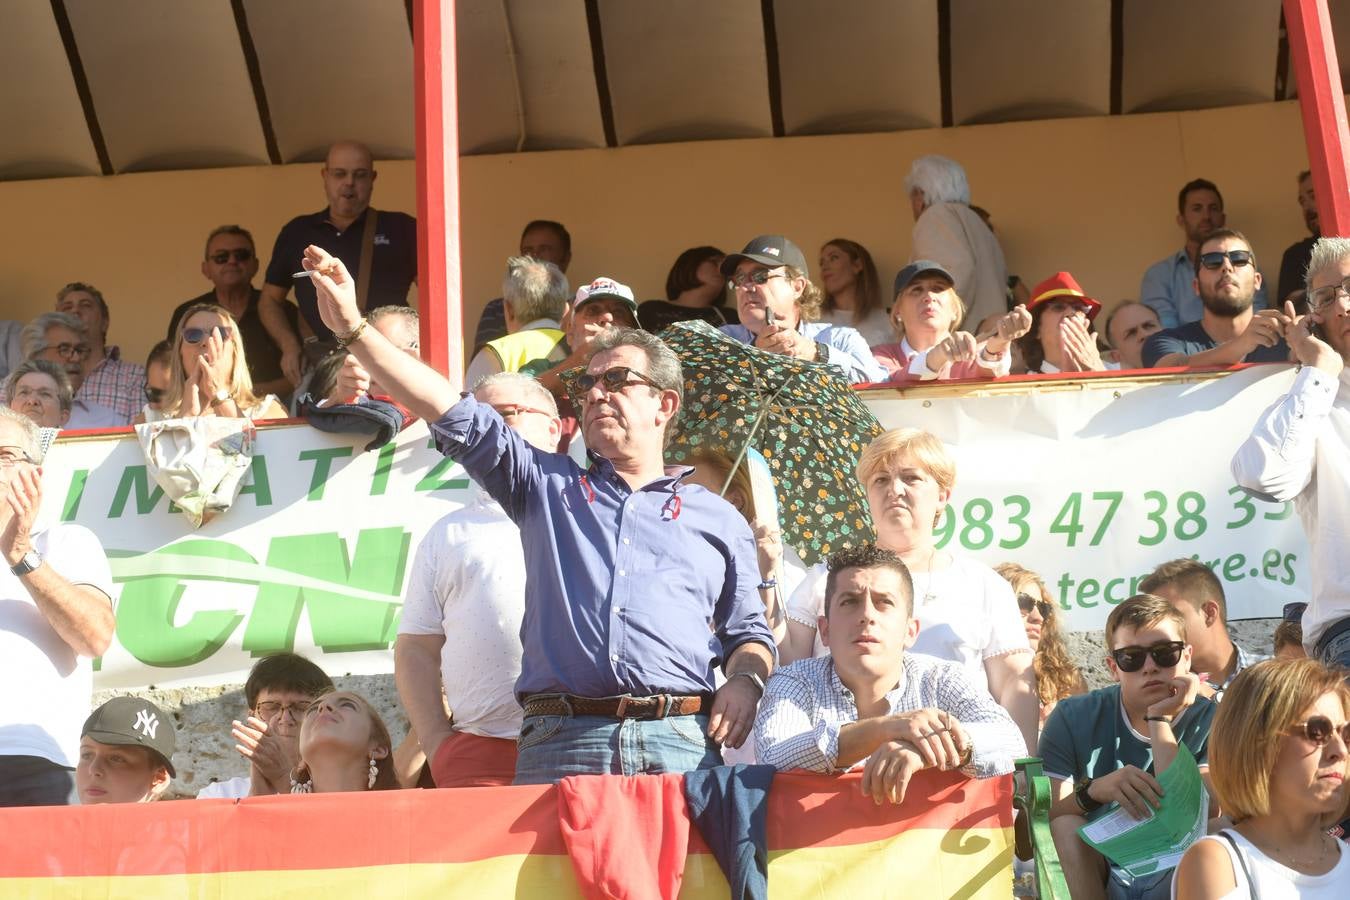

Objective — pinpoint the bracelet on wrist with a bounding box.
[335,318,369,348]
[1144,715,1173,724]
[757,578,778,591]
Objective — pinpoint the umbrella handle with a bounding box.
[720,372,801,498]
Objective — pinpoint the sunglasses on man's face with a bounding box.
[575,366,662,395]
[1287,715,1350,747]
[183,326,232,345]
[209,248,254,264]
[1017,593,1053,619]
[1111,640,1185,673]
[1198,249,1254,270]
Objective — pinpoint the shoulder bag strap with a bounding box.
[1217,831,1260,900]
[355,208,378,313]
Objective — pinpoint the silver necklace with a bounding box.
[915,546,940,605]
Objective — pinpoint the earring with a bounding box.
[289,768,312,794]
[367,754,378,790]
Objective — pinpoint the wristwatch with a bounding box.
[1075,777,1104,814]
[211,388,231,406]
[730,671,766,695]
[10,550,41,577]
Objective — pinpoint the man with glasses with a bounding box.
[719,235,885,385]
[1142,229,1289,369]
[1139,559,1267,697]
[1234,236,1350,671]
[300,244,776,785]
[54,282,146,424]
[16,312,120,430]
[0,406,114,806]
[1140,179,1269,329]
[196,652,334,799]
[396,372,562,787]
[1040,594,1215,900]
[167,225,296,398]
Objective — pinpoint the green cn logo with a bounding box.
[111,527,410,667]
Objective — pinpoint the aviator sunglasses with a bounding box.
[575,366,663,394]
[1198,249,1254,270]
[1288,716,1350,747]
[1110,640,1185,672]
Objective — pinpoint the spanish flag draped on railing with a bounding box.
[0,770,1013,898]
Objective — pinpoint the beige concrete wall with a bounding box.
[1,99,1314,367]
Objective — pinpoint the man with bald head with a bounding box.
[259,140,418,384]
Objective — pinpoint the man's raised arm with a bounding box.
[303,245,458,421]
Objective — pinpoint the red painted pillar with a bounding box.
[412,0,462,382]
[1285,0,1350,237]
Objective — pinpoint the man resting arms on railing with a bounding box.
[753,544,1024,804]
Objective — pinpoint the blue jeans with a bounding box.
[513,712,721,785]
[0,755,77,807]
[1107,865,1174,900]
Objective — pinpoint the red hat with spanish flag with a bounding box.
[1028,271,1102,320]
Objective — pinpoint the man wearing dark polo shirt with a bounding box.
[259,140,417,384]
[167,225,295,398]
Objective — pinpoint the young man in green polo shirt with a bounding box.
[1039,594,1216,900]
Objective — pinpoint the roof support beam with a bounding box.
[413,0,462,381]
[230,0,282,165]
[49,0,112,175]
[583,0,618,148]
[1284,0,1350,238]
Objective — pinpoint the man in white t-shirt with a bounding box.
[195,652,334,799]
[395,371,562,787]
[0,406,114,806]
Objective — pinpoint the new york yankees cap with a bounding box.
[81,696,177,776]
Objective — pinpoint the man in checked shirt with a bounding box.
[754,543,1023,804]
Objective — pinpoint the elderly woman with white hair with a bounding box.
[905,155,1011,330]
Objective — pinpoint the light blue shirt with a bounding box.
[719,322,887,385]
[1140,249,1268,329]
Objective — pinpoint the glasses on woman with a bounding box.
[1017,593,1053,619]
[0,446,38,468]
[254,700,314,720]
[1287,715,1350,747]
[144,386,166,403]
[183,326,233,345]
[1110,640,1185,673]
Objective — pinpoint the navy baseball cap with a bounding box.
[893,260,955,297]
[720,235,809,277]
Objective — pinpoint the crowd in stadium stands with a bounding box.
[2,139,1350,898]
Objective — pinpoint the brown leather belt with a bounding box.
[522,693,708,721]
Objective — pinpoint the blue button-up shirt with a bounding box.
[430,395,776,699]
[720,322,887,384]
[1140,249,1269,329]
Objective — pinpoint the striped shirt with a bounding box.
[754,653,1024,778]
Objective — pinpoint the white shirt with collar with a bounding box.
[1232,365,1350,650]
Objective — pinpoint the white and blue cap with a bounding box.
[574,277,639,320]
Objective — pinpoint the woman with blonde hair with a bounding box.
[872,261,1029,383]
[781,427,1038,752]
[142,302,286,421]
[290,691,400,793]
[1174,658,1350,897]
[994,563,1087,728]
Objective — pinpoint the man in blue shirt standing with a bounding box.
[1140,179,1267,329]
[299,245,777,785]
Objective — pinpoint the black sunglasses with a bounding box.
[575,366,663,394]
[1288,715,1350,747]
[183,326,232,345]
[1198,249,1254,270]
[143,386,165,403]
[1017,593,1053,619]
[1283,601,1308,624]
[1111,640,1185,673]
[209,248,254,264]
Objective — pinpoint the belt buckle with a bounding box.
[614,695,630,719]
